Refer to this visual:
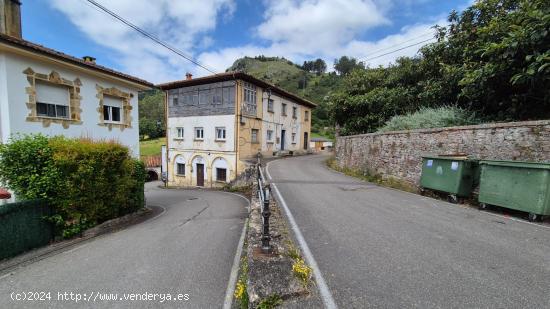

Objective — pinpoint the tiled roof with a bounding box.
[0,33,153,88]
[157,72,317,108]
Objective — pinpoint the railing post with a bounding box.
[261,184,271,253]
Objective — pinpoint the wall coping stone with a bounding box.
[338,120,550,139]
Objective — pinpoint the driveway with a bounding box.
[267,154,550,308]
[0,182,248,308]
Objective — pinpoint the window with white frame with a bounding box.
[103,95,123,122]
[215,127,226,141]
[175,127,184,139]
[292,133,296,144]
[267,130,273,142]
[243,82,257,115]
[195,127,204,140]
[292,106,298,119]
[282,103,287,116]
[35,81,70,119]
[177,163,185,175]
[267,99,274,112]
[251,129,259,143]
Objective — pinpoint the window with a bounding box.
[267,99,274,112]
[243,82,257,115]
[177,163,185,175]
[216,168,227,182]
[195,127,204,140]
[305,110,309,121]
[267,130,273,142]
[292,133,297,144]
[173,96,178,106]
[251,129,259,143]
[103,95,123,122]
[216,127,226,141]
[176,127,184,139]
[282,103,287,116]
[35,81,70,119]
[292,106,298,119]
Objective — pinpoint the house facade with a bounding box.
[0,0,152,157]
[158,72,315,188]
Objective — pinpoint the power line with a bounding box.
[362,37,437,63]
[83,0,218,74]
[357,30,435,61]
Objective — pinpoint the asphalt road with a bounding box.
[267,154,550,308]
[0,182,248,309]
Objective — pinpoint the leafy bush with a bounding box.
[0,134,145,238]
[378,106,478,132]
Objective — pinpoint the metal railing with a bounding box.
[257,157,272,253]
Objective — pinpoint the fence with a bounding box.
[256,158,272,253]
[0,200,54,260]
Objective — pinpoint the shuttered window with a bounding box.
[35,82,70,119]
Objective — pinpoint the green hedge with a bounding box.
[377,106,479,132]
[0,200,54,260]
[0,135,145,238]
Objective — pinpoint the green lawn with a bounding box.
[311,132,334,141]
[140,137,165,156]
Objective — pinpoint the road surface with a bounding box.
[0,182,248,308]
[267,154,550,308]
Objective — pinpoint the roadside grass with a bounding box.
[311,131,334,141]
[140,137,165,156]
[326,156,417,193]
[234,239,249,309]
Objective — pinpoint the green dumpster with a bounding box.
[420,156,479,203]
[478,160,550,221]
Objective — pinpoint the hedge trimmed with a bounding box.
[0,135,145,238]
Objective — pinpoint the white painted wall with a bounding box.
[260,92,303,152]
[167,114,236,153]
[0,52,141,157]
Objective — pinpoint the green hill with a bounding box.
[227,56,340,134]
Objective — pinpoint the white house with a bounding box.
[0,0,152,157]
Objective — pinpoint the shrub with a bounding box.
[377,106,479,132]
[0,134,145,238]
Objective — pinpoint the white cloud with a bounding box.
[49,0,235,83]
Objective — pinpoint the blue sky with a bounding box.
[21,0,471,83]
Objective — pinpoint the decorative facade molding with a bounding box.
[23,67,83,128]
[95,84,133,131]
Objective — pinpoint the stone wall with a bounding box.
[336,120,550,187]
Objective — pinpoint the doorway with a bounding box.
[303,132,308,150]
[196,163,204,186]
[281,129,286,151]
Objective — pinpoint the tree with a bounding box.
[334,56,365,76]
[313,58,327,75]
[138,90,165,139]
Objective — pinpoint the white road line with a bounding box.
[270,182,338,309]
[223,217,248,309]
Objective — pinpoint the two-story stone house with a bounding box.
[158,72,315,187]
[0,0,152,157]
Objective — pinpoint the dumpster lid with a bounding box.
[422,155,471,161]
[479,160,550,170]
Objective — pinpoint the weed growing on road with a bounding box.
[292,258,312,287]
[256,294,282,309]
[235,255,249,309]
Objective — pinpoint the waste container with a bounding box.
[420,156,479,203]
[478,160,550,221]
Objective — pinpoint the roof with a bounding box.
[157,72,317,108]
[0,33,153,88]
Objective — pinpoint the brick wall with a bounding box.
[335,120,550,187]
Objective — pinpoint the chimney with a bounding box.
[185,72,193,80]
[0,0,22,38]
[82,56,96,64]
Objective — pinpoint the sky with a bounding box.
[21,0,471,84]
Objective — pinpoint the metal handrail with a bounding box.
[257,156,271,253]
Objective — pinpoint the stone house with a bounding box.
[0,0,153,157]
[158,72,315,187]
